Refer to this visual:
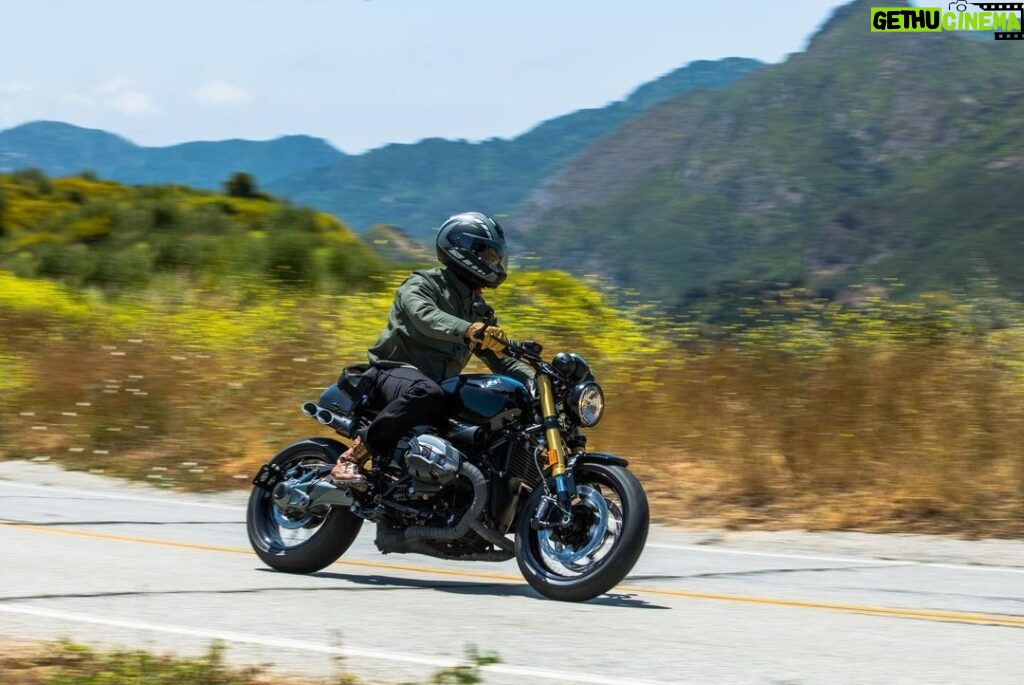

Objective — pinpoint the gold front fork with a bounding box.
[536,374,567,477]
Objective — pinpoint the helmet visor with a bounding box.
[455,234,507,271]
[477,246,504,267]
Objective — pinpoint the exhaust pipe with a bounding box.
[300,402,357,437]
[315,407,358,438]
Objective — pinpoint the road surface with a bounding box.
[1,460,1022,684]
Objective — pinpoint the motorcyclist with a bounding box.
[330,212,534,489]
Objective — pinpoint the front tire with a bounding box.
[515,461,649,602]
[246,442,363,574]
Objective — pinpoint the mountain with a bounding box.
[0,122,137,174]
[362,224,434,264]
[512,0,1024,307]
[0,122,346,189]
[266,58,764,239]
[0,58,762,240]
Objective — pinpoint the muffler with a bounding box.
[301,402,357,438]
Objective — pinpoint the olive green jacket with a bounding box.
[367,267,534,384]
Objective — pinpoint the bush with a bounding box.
[150,201,182,231]
[265,230,316,286]
[35,243,97,282]
[11,167,52,195]
[223,172,270,200]
[87,244,154,288]
[153,237,208,272]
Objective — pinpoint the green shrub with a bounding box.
[11,167,52,195]
[223,171,270,200]
[0,185,7,236]
[150,201,183,230]
[87,243,154,287]
[35,243,97,282]
[265,230,316,286]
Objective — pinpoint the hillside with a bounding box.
[513,0,1024,307]
[0,58,763,242]
[0,122,345,189]
[267,58,763,239]
[0,170,385,291]
[363,223,434,264]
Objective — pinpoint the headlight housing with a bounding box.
[570,381,605,427]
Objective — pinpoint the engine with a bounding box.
[404,435,463,498]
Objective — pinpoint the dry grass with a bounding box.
[2,277,1022,538]
[0,640,298,685]
[0,638,493,685]
[596,343,1024,537]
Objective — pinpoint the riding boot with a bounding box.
[330,436,370,491]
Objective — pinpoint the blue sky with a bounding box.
[0,0,846,153]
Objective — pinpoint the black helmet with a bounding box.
[435,212,508,288]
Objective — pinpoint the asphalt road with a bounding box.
[1,460,1022,684]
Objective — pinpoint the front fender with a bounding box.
[571,451,629,469]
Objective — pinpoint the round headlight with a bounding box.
[572,382,605,427]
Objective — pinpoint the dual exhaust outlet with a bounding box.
[302,402,357,438]
[302,402,484,445]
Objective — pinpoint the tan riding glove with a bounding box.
[466,322,508,354]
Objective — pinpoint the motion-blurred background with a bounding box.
[1,0,1021,536]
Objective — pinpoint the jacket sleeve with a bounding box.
[398,274,472,343]
[475,348,536,384]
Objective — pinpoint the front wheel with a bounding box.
[247,442,363,574]
[515,461,649,602]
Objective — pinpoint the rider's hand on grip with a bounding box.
[466,322,508,354]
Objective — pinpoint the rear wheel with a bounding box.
[246,443,363,574]
[515,461,648,602]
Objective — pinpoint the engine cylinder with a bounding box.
[405,435,462,484]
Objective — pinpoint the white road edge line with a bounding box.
[0,604,674,685]
[645,543,1024,575]
[0,480,245,512]
[5,479,1022,575]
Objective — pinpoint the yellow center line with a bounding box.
[0,521,526,583]
[2,520,1023,629]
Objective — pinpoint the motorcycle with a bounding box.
[246,340,649,602]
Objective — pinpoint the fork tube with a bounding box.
[537,374,567,480]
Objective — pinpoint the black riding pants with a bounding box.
[362,366,445,464]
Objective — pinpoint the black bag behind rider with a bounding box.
[330,212,534,488]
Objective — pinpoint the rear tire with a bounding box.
[246,442,363,574]
[515,461,648,602]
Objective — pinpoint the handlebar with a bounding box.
[468,327,550,373]
[501,339,553,375]
[501,339,535,359]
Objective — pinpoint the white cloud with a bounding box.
[2,81,33,94]
[61,80,159,115]
[61,92,98,107]
[96,77,134,95]
[191,81,252,106]
[107,91,158,115]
